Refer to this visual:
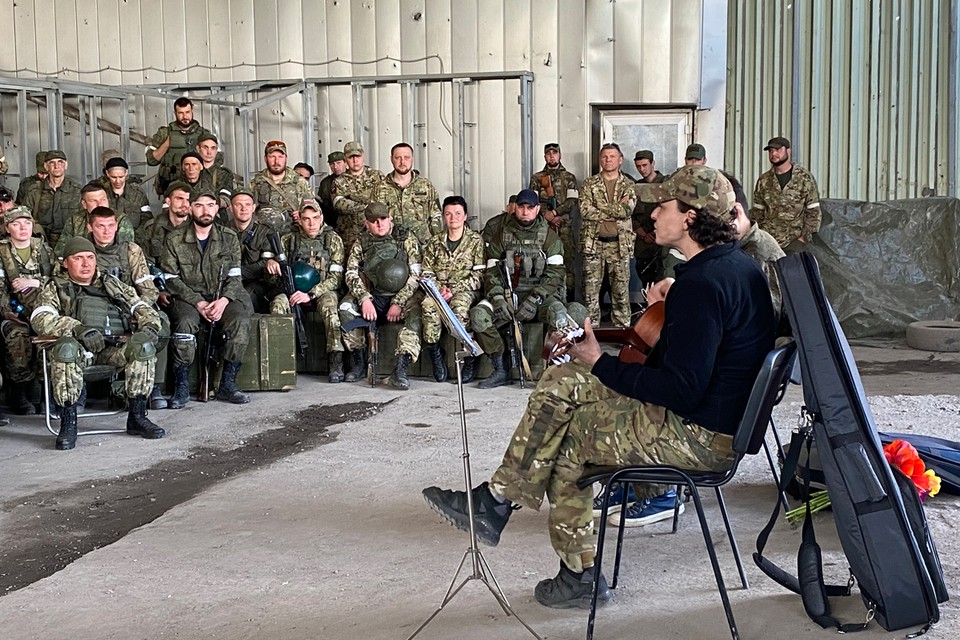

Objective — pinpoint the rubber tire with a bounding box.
[905,320,960,352]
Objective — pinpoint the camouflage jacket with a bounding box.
[248,168,312,234]
[485,214,565,302]
[200,156,238,202]
[740,223,785,324]
[229,220,276,285]
[579,171,637,257]
[20,177,83,243]
[54,211,136,257]
[528,164,579,220]
[93,237,159,306]
[481,212,508,249]
[282,225,345,299]
[421,228,485,296]
[332,167,384,215]
[15,175,42,205]
[344,228,421,308]
[0,236,56,313]
[138,214,186,263]
[145,120,210,169]
[631,170,666,235]
[159,223,245,306]
[374,171,442,244]
[751,163,821,248]
[97,177,154,230]
[31,271,161,337]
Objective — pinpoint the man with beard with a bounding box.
[318,151,346,229]
[228,188,278,313]
[631,150,667,284]
[528,143,579,297]
[333,141,384,254]
[752,136,821,252]
[145,97,211,197]
[20,150,82,248]
[248,140,312,235]
[161,190,252,407]
[138,182,192,272]
[99,157,153,230]
[374,142,442,245]
[54,182,135,257]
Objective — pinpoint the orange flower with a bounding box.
[883,439,942,502]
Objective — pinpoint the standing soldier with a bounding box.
[752,136,821,252]
[15,152,48,204]
[145,97,211,197]
[248,140,312,235]
[374,143,442,245]
[30,237,165,450]
[21,150,82,248]
[269,199,346,383]
[529,143,579,297]
[1,206,55,415]
[333,141,385,253]
[160,190,252,407]
[99,157,153,231]
[579,143,636,327]
[631,150,667,284]
[54,182,135,257]
[340,203,422,390]
[228,188,278,313]
[684,143,708,166]
[318,151,346,229]
[195,133,237,222]
[419,195,485,383]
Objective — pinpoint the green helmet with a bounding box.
[292,261,321,293]
[374,258,410,294]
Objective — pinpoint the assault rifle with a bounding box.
[268,231,308,357]
[199,266,226,403]
[497,256,532,388]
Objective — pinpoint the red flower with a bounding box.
[883,439,942,501]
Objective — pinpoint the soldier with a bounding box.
[481,194,516,250]
[196,133,237,222]
[420,195,485,383]
[248,140,312,235]
[631,150,667,284]
[318,151,346,229]
[269,199,346,383]
[54,182,135,257]
[160,190,252,407]
[178,151,206,197]
[15,152,48,204]
[99,157,153,230]
[0,187,14,216]
[228,188,277,313]
[579,143,636,328]
[374,142,442,245]
[20,150,82,248]
[470,189,585,389]
[139,181,192,269]
[145,97,211,197]
[293,162,314,182]
[0,206,55,414]
[30,236,166,450]
[529,143,579,296]
[340,202,422,390]
[333,141,384,253]
[752,136,821,252]
[684,143,707,166]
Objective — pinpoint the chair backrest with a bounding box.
[733,341,798,456]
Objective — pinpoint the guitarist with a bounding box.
[529,143,580,298]
[423,167,775,609]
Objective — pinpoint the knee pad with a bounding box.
[50,336,85,365]
[565,302,588,328]
[125,332,158,363]
[469,303,493,332]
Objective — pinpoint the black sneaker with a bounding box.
[534,561,612,609]
[422,481,516,546]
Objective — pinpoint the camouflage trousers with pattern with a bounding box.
[488,360,735,573]
[339,291,423,360]
[1,320,36,383]
[271,290,344,352]
[49,340,156,406]
[421,290,478,345]
[470,297,586,356]
[336,212,364,259]
[582,241,632,328]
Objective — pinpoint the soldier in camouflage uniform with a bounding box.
[318,151,346,229]
[752,136,821,252]
[419,195,485,383]
[481,195,516,250]
[1,207,55,414]
[341,203,422,390]
[579,143,636,328]
[196,133,238,223]
[30,237,166,450]
[138,182,191,266]
[160,190,252,407]
[374,143,442,246]
[55,182,136,257]
[15,152,48,205]
[99,157,153,231]
[333,141,385,254]
[145,97,211,197]
[631,150,667,284]
[178,152,206,198]
[248,140,313,235]
[20,150,82,248]
[227,188,277,313]
[423,167,776,608]
[529,143,579,297]
[270,199,346,383]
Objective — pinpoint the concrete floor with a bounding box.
[0,345,958,640]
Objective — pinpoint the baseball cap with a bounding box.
[637,166,735,219]
[343,141,364,158]
[363,202,390,222]
[300,198,321,212]
[635,150,654,162]
[164,181,192,199]
[198,132,219,145]
[544,143,561,152]
[763,136,791,151]
[35,151,48,171]
[4,205,32,224]
[45,149,67,162]
[684,143,706,160]
[264,140,287,155]
[230,188,255,201]
[189,189,218,203]
[515,189,540,206]
[62,236,96,258]
[327,151,345,163]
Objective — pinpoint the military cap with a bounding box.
[515,188,540,206]
[637,165,735,219]
[62,236,96,258]
[343,141,364,158]
[164,181,192,198]
[4,205,32,224]
[190,189,218,203]
[684,143,706,160]
[180,151,203,165]
[45,149,67,162]
[635,149,655,162]
[543,143,561,152]
[230,188,255,201]
[327,151,345,163]
[197,132,219,145]
[264,140,287,155]
[35,151,48,172]
[0,186,13,203]
[293,162,315,177]
[104,157,129,172]
[363,202,390,222]
[300,198,321,212]
[507,194,517,204]
[763,136,791,151]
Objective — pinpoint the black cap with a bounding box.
[180,151,203,165]
[104,157,129,172]
[515,189,540,206]
[763,136,791,151]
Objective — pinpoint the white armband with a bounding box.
[135,274,154,284]
[566,189,579,199]
[329,264,343,272]
[806,202,820,209]
[227,267,242,277]
[546,255,564,265]
[30,305,59,321]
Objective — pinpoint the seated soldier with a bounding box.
[54,182,135,257]
[270,199,346,383]
[1,206,56,414]
[419,195,485,383]
[30,237,165,450]
[227,188,277,313]
[340,203,422,390]
[470,188,585,389]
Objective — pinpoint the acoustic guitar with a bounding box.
[542,301,665,366]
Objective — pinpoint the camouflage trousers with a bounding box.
[336,212,364,258]
[49,339,155,406]
[488,360,735,573]
[421,290,478,345]
[471,297,587,355]
[339,292,423,360]
[271,290,344,352]
[1,320,36,383]
[167,299,251,366]
[582,240,632,328]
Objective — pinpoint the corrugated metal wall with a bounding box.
[0,0,723,223]
[727,0,958,201]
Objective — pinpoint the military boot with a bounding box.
[460,355,477,384]
[479,352,512,389]
[148,384,169,410]
[126,395,166,439]
[56,403,78,450]
[328,351,345,384]
[12,382,37,415]
[217,361,251,404]
[344,349,367,383]
[386,353,412,390]
[426,343,448,382]
[168,364,190,409]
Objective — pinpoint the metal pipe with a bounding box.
[519,75,534,186]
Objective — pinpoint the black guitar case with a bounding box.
[754,252,948,634]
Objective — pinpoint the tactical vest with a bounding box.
[0,240,54,309]
[94,240,132,285]
[73,284,129,335]
[499,219,552,297]
[360,229,407,295]
[290,229,333,274]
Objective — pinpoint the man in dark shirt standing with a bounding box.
[423,166,775,610]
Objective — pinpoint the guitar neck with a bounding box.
[592,327,648,352]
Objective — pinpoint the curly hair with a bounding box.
[679,201,738,246]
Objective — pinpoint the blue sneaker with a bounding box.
[592,483,638,518]
[607,489,683,528]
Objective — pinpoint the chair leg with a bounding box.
[671,483,683,533]
[714,487,749,590]
[611,488,628,589]
[586,481,615,640]
[691,487,741,640]
[763,439,791,513]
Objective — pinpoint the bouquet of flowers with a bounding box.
[786,438,941,525]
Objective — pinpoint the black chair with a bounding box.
[760,348,801,512]
[578,341,797,640]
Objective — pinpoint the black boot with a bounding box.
[148,384,168,410]
[422,481,518,547]
[386,353,412,390]
[56,403,78,450]
[460,355,477,384]
[126,395,166,439]
[344,349,367,383]
[426,343,448,382]
[216,361,251,404]
[168,364,190,409]
[76,386,87,414]
[479,352,512,389]
[328,351,345,384]
[534,561,612,610]
[12,383,37,415]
